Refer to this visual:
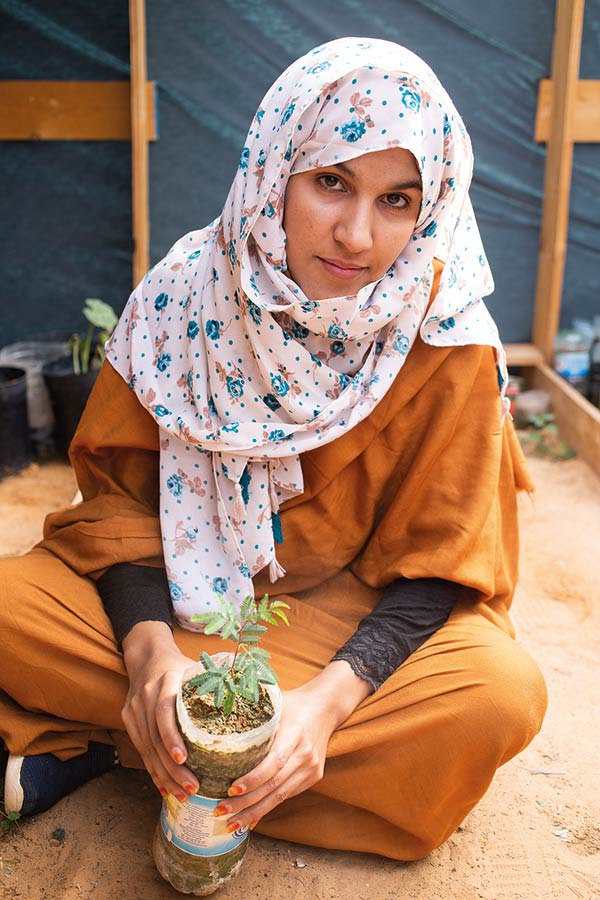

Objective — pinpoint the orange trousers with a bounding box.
[0,548,546,861]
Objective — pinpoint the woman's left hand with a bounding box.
[214,660,371,830]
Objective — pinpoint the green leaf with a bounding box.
[188,673,224,695]
[200,651,218,671]
[83,298,118,332]
[247,647,270,661]
[241,623,267,636]
[272,609,289,626]
[240,634,261,646]
[240,594,255,620]
[213,679,225,709]
[256,661,278,684]
[220,620,238,640]
[203,616,228,635]
[222,688,236,716]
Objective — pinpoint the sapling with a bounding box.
[189,593,290,715]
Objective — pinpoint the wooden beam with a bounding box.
[532,0,585,362]
[129,0,150,285]
[505,343,545,367]
[530,363,600,473]
[535,79,600,143]
[0,81,157,141]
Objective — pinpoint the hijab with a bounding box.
[107,37,507,629]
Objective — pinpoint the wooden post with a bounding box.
[532,0,585,361]
[129,0,150,286]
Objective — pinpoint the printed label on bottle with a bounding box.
[160,793,248,857]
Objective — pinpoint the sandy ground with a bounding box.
[0,453,599,900]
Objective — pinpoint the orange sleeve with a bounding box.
[38,361,163,577]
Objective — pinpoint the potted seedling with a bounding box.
[43,298,118,454]
[153,592,289,896]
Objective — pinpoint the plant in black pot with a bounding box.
[43,299,118,456]
[153,592,289,896]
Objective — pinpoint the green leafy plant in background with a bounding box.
[189,594,290,715]
[71,298,118,374]
[519,412,576,461]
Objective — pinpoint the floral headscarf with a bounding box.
[107,37,507,629]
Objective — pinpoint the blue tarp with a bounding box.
[1,0,599,345]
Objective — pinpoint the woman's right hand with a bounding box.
[121,620,199,801]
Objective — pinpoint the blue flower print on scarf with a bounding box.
[422,221,437,238]
[263,393,281,411]
[238,563,251,578]
[340,119,366,143]
[187,321,200,339]
[168,580,184,602]
[331,341,345,355]
[269,429,286,441]
[496,366,505,391]
[221,421,240,433]
[206,320,220,340]
[339,373,351,390]
[226,375,245,398]
[271,374,289,397]
[440,317,456,331]
[166,474,184,497]
[375,340,384,356]
[154,292,169,311]
[239,147,250,170]
[263,202,276,219]
[291,322,309,340]
[308,60,331,75]
[247,300,262,325]
[228,241,236,268]
[401,89,420,112]
[300,300,318,313]
[328,323,348,340]
[281,102,295,125]
[213,577,228,594]
[154,405,171,417]
[188,250,202,260]
[256,148,266,167]
[443,114,452,136]
[393,333,410,354]
[156,353,172,372]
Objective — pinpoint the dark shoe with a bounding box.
[4,742,117,817]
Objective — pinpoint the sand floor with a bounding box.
[0,454,598,900]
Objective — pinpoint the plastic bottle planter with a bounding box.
[153,655,282,896]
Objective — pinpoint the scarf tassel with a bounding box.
[233,482,246,520]
[268,554,286,582]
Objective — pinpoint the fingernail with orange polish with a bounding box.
[227,783,246,797]
[249,820,258,831]
[172,748,186,764]
[184,782,198,795]
[175,791,187,803]
[226,820,242,833]
[213,803,231,817]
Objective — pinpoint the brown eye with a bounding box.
[385,193,407,208]
[319,174,342,190]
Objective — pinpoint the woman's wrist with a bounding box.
[122,620,178,669]
[299,659,372,730]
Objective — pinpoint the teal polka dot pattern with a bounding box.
[106,37,507,630]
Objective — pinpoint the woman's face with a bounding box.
[283,148,422,301]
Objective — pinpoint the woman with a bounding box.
[0,38,546,860]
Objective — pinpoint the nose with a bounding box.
[333,200,374,253]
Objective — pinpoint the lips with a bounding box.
[318,257,367,280]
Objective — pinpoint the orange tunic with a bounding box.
[0,265,546,859]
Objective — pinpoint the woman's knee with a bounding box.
[468,640,548,764]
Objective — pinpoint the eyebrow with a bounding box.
[333,160,423,193]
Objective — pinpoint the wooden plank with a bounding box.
[532,0,585,362]
[0,81,157,141]
[535,78,600,142]
[505,343,545,367]
[129,0,150,284]
[530,363,600,473]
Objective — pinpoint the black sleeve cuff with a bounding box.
[96,563,173,646]
[331,577,459,693]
